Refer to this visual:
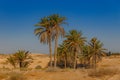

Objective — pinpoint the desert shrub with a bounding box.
[35,65,42,69]
[8,72,27,80]
[88,68,118,77]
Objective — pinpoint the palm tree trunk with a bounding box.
[94,54,97,69]
[49,37,52,67]
[92,54,96,69]
[91,55,94,68]
[54,35,58,68]
[19,61,22,68]
[64,57,66,68]
[73,51,77,69]
[87,57,91,67]
[64,53,67,68]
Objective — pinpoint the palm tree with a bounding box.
[14,50,31,68]
[49,14,66,68]
[7,50,32,69]
[57,42,68,68]
[89,37,106,68]
[82,45,91,68]
[34,17,53,67]
[65,30,86,69]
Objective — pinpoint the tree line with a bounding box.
[34,14,106,69]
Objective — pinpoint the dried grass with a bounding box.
[8,72,27,80]
[88,68,118,78]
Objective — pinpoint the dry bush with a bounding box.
[8,72,27,80]
[88,68,118,78]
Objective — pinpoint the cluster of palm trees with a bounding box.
[57,30,86,69]
[34,14,106,69]
[57,31,106,69]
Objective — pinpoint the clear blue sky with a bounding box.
[0,0,120,53]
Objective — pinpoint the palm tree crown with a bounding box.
[34,17,52,44]
[34,16,54,67]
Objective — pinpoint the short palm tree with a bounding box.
[65,30,86,69]
[49,14,66,68]
[14,50,31,68]
[34,17,53,67]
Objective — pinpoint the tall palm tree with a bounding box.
[49,14,66,68]
[89,37,106,68]
[34,17,53,67]
[65,30,86,69]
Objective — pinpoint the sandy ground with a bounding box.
[0,54,120,80]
